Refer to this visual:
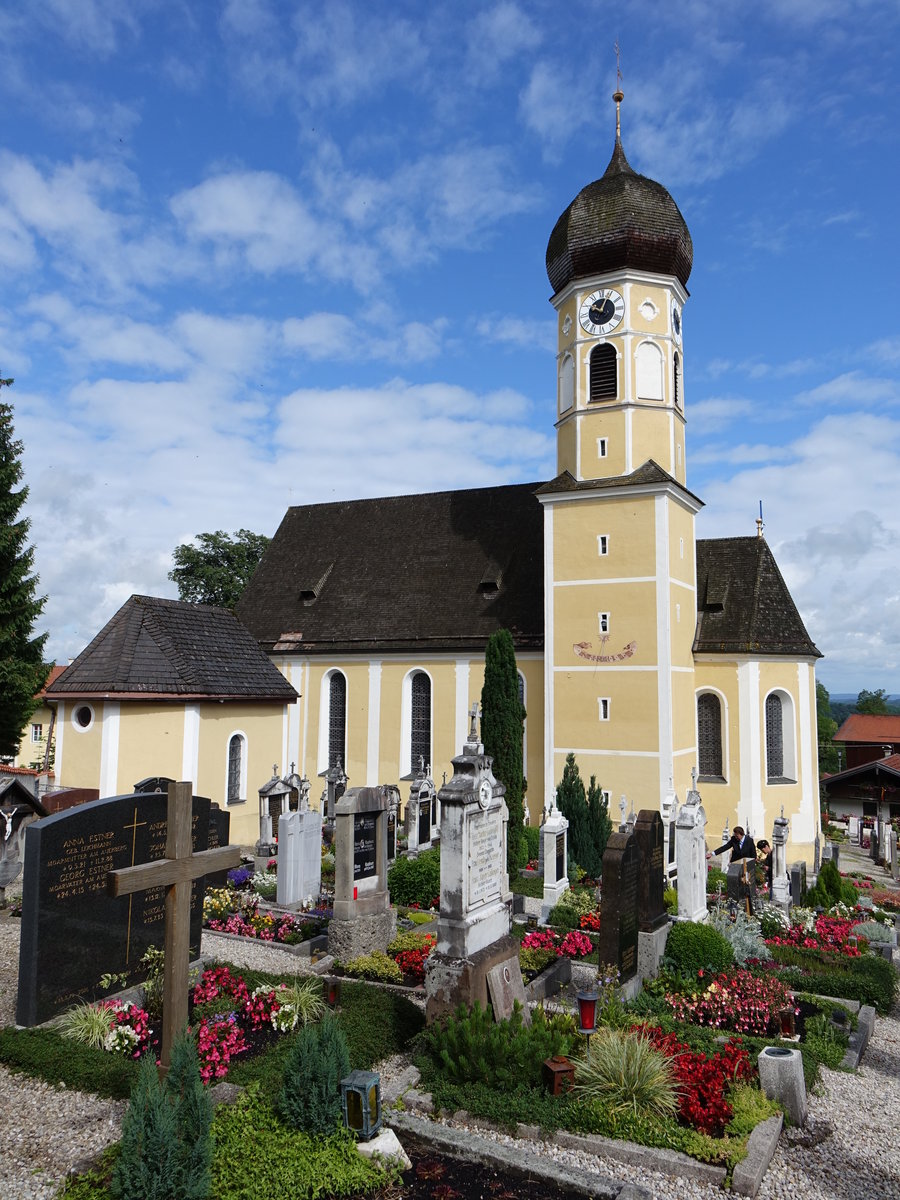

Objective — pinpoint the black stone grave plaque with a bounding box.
[598,830,639,981]
[16,791,213,1027]
[205,803,232,890]
[555,832,565,883]
[634,810,667,932]
[727,860,755,914]
[387,810,396,861]
[353,812,377,881]
[418,797,431,847]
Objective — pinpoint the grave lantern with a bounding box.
[340,1069,382,1140]
[542,1055,575,1095]
[575,988,599,1044]
[777,1005,796,1038]
[325,977,342,1008]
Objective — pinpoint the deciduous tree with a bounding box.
[168,529,270,608]
[816,681,840,774]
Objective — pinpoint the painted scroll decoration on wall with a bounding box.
[573,637,637,664]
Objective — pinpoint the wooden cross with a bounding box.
[108,781,241,1073]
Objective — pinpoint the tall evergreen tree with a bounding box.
[585,774,613,878]
[555,752,589,871]
[481,628,527,872]
[0,395,48,757]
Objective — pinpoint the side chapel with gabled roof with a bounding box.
[48,97,822,859]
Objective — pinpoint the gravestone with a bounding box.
[386,785,400,861]
[327,784,396,962]
[539,790,569,920]
[276,807,323,907]
[848,816,860,844]
[675,777,707,922]
[17,788,233,1027]
[598,830,639,988]
[661,786,679,883]
[0,805,31,894]
[790,861,806,907]
[424,708,521,1024]
[634,809,668,980]
[771,812,791,908]
[727,860,756,914]
[891,830,900,882]
[256,769,290,865]
[106,782,241,1072]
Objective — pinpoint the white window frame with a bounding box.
[598,612,610,634]
[597,534,609,556]
[318,668,348,775]
[224,730,248,805]
[558,352,575,414]
[597,437,608,459]
[598,697,610,721]
[31,724,43,743]
[764,688,797,783]
[71,704,95,732]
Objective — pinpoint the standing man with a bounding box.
[707,825,756,865]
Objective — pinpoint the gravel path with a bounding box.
[0,849,898,1200]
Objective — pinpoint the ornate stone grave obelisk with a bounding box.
[424,707,524,1024]
[108,781,241,1072]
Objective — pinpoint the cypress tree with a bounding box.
[480,628,527,872]
[584,774,613,880]
[0,395,48,757]
[556,752,589,871]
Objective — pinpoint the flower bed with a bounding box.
[666,968,795,1036]
[203,886,326,944]
[765,913,862,957]
[639,1025,754,1136]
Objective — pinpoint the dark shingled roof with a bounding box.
[46,596,298,700]
[536,460,703,508]
[236,483,545,654]
[694,538,821,659]
[546,137,693,295]
[237,481,818,663]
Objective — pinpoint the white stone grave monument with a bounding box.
[276,807,323,908]
[771,810,791,908]
[540,790,569,920]
[675,771,708,922]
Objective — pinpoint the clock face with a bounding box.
[672,303,682,342]
[579,289,625,336]
[478,779,492,809]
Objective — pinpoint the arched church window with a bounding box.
[697,693,723,779]
[559,354,575,413]
[328,671,347,770]
[589,343,617,402]
[673,351,682,408]
[227,734,244,803]
[765,693,783,780]
[636,341,664,401]
[410,671,431,773]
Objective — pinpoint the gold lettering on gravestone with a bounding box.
[468,811,502,907]
[45,830,129,904]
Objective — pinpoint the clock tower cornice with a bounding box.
[550,268,689,313]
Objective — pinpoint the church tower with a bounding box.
[538,90,700,815]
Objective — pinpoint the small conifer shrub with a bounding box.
[277,1014,351,1136]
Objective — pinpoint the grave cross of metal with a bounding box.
[107,781,241,1073]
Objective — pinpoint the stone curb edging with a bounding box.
[732,1114,783,1196]
[551,1129,726,1186]
[387,1110,651,1200]
[841,1004,876,1069]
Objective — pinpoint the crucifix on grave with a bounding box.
[107,781,241,1073]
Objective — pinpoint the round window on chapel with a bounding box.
[73,705,94,730]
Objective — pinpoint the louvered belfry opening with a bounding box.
[410,671,431,772]
[697,693,723,778]
[674,351,681,408]
[765,694,784,779]
[589,343,617,402]
[328,672,347,769]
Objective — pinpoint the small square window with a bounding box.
[31,724,42,743]
[599,612,610,634]
[597,437,608,458]
[601,789,610,804]
[598,697,610,721]
[597,535,609,556]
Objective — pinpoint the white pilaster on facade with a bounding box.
[624,407,633,473]
[181,704,200,787]
[654,495,673,810]
[544,503,556,803]
[454,659,470,751]
[287,660,302,775]
[367,661,382,785]
[299,660,310,774]
[55,701,66,779]
[738,661,763,833]
[99,701,120,798]
[796,662,817,842]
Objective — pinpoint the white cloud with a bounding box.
[689,396,755,433]
[476,315,555,353]
[794,371,900,407]
[466,4,541,83]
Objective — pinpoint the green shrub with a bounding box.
[802,1013,848,1070]
[277,1014,350,1136]
[725,1081,781,1138]
[425,1002,574,1090]
[769,945,897,1013]
[387,930,435,955]
[57,1001,115,1049]
[664,920,734,977]
[344,952,403,982]
[708,907,771,964]
[547,903,578,929]
[406,910,437,926]
[212,1085,395,1199]
[387,846,441,907]
[573,1028,678,1119]
[511,873,545,898]
[663,887,678,914]
[335,982,425,1068]
[112,1027,212,1200]
[852,919,894,944]
[0,1026,138,1100]
[523,824,540,862]
[519,947,557,974]
[706,866,728,893]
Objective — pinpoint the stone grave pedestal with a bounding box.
[327,785,396,963]
[771,814,790,908]
[727,860,756,914]
[540,793,569,921]
[424,718,523,1025]
[276,809,323,908]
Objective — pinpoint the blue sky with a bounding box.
[2,0,899,696]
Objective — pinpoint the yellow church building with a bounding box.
[46,107,822,860]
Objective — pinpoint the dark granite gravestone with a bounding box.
[16,791,226,1027]
[555,832,565,884]
[387,809,397,860]
[790,861,806,907]
[353,812,377,881]
[727,859,755,914]
[418,796,431,847]
[634,809,666,932]
[598,830,640,981]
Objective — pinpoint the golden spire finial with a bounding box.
[756,500,765,540]
[613,41,624,139]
